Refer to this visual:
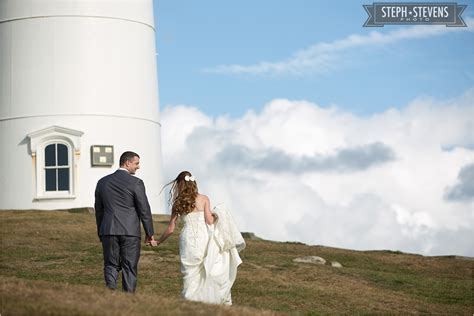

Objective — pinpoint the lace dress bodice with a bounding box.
[180,211,208,245]
[181,210,205,227]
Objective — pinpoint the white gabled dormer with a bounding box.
[27,126,84,200]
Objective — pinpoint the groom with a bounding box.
[94,151,157,292]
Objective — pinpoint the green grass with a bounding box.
[1,210,473,315]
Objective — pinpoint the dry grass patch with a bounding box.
[1,277,278,316]
[1,210,473,315]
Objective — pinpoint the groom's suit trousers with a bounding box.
[102,235,141,292]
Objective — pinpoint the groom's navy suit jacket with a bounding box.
[94,169,154,238]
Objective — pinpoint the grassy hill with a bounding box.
[1,209,473,315]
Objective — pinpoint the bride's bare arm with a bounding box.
[203,195,215,225]
[156,213,178,245]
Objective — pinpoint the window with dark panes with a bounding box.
[44,143,70,191]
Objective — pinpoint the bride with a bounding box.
[155,171,245,305]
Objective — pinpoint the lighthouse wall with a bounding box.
[0,0,164,212]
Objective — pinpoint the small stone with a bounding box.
[331,261,343,268]
[293,256,326,265]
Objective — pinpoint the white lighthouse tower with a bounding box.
[0,0,163,212]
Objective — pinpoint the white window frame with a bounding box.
[27,126,83,200]
[42,141,72,194]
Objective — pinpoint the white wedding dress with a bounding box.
[179,204,245,305]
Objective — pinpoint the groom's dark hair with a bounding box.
[120,151,140,166]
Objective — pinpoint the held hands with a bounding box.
[145,235,158,247]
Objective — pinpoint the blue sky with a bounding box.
[153,0,474,117]
[154,1,474,256]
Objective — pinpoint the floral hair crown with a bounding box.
[184,175,195,182]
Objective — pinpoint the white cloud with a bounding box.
[444,163,474,201]
[202,17,474,76]
[161,105,212,155]
[160,88,474,256]
[214,142,396,173]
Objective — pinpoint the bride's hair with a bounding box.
[164,171,198,216]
